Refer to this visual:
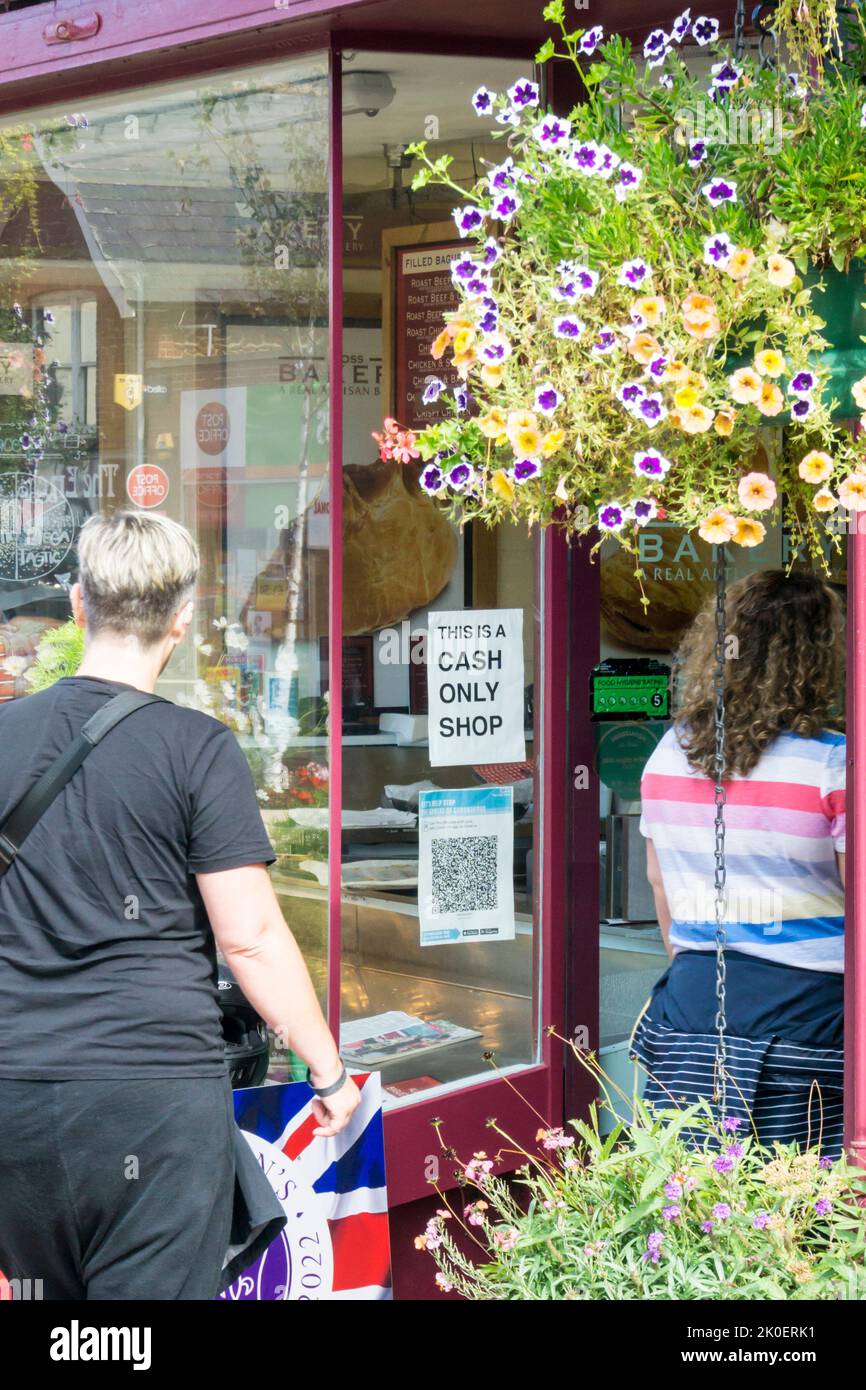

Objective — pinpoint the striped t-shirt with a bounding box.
[639,725,846,973]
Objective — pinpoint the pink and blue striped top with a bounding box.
[639,725,847,973]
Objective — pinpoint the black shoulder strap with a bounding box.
[0,689,166,879]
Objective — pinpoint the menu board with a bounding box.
[393,241,463,429]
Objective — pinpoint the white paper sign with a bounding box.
[418,785,515,946]
[427,608,525,767]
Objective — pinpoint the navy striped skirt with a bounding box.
[629,951,845,1159]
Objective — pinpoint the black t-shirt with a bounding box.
[0,675,276,1079]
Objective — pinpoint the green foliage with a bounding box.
[25,619,84,692]
[420,1050,866,1300]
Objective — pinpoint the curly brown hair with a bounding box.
[674,569,846,779]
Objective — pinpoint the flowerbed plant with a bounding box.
[375,1,866,595]
[419,1045,866,1299]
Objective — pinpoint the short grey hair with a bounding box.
[77,510,199,645]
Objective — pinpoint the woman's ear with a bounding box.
[69,582,86,629]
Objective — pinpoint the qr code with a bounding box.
[430,836,498,915]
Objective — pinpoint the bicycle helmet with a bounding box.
[217,962,270,1088]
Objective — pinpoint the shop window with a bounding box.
[0,54,332,1034]
[339,52,544,1105]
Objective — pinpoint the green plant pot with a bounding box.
[805,261,866,420]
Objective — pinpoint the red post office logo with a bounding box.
[126,464,170,509]
[195,401,231,456]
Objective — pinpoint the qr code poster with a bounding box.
[417,785,515,946]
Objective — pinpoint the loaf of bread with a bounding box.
[601,527,714,652]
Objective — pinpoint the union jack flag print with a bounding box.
[219,1072,391,1301]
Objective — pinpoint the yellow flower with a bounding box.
[798,450,833,484]
[726,247,755,281]
[627,332,663,365]
[699,508,737,544]
[685,371,708,395]
[813,487,838,512]
[756,382,785,416]
[754,348,786,378]
[664,359,690,384]
[479,408,507,438]
[414,1235,428,1250]
[540,428,567,457]
[680,404,714,434]
[714,409,736,436]
[490,468,516,502]
[732,516,766,547]
[728,368,762,403]
[452,327,476,358]
[453,349,477,380]
[738,471,777,511]
[852,376,866,410]
[431,327,451,359]
[767,253,796,287]
[481,363,505,389]
[674,385,700,409]
[512,427,542,457]
[839,474,866,510]
[506,410,538,438]
[632,295,665,326]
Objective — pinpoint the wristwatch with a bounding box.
[306,1064,348,1098]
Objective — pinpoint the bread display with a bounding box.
[343,461,458,634]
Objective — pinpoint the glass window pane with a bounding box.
[340,51,542,1107]
[0,54,331,1076]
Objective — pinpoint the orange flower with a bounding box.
[756,382,785,416]
[813,487,838,513]
[728,368,762,404]
[490,469,516,502]
[479,408,507,438]
[754,348,786,378]
[737,471,777,511]
[481,364,505,389]
[627,332,663,365]
[726,248,755,281]
[714,410,736,436]
[698,508,737,544]
[680,404,715,434]
[664,359,690,384]
[682,291,721,340]
[838,474,866,511]
[632,295,665,326]
[798,450,833,484]
[767,253,796,288]
[731,516,766,547]
[431,327,451,359]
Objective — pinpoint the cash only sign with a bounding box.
[426,609,526,767]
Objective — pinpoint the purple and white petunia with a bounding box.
[592,326,619,354]
[693,15,719,44]
[579,25,604,56]
[535,381,563,415]
[647,355,668,379]
[688,138,708,165]
[420,463,445,493]
[671,8,691,41]
[448,459,476,490]
[595,144,621,180]
[492,191,521,221]
[643,29,671,68]
[634,449,672,478]
[533,115,572,150]
[618,257,651,288]
[471,86,496,116]
[637,393,667,426]
[790,395,813,420]
[789,369,816,396]
[553,265,599,300]
[711,59,742,92]
[495,108,520,128]
[598,501,626,531]
[658,73,674,89]
[615,162,643,201]
[568,139,600,174]
[630,497,659,526]
[618,381,646,413]
[487,158,518,194]
[422,377,447,404]
[702,177,737,206]
[478,298,499,333]
[453,204,485,237]
[703,230,734,265]
[508,78,540,109]
[553,314,585,339]
[481,237,501,266]
[451,255,481,285]
[479,332,512,363]
[513,457,541,483]
[463,272,492,298]
[453,384,470,412]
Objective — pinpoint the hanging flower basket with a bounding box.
[374,1,866,591]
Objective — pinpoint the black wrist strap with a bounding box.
[306,1065,348,1098]
[0,689,165,878]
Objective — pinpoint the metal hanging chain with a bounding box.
[712,543,729,1116]
[733,0,748,58]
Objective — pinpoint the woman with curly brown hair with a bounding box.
[631,569,847,1156]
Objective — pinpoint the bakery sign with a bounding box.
[427,608,526,767]
[0,343,30,396]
